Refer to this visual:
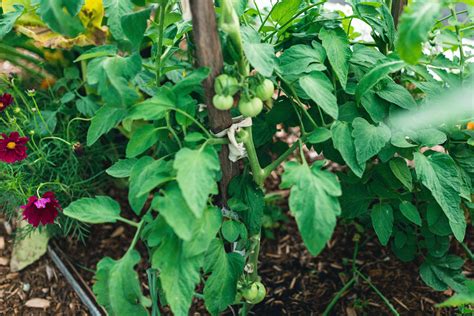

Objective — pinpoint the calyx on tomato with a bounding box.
[214,74,239,96]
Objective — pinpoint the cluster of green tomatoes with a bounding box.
[212,74,274,117]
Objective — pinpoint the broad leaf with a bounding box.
[126,125,162,158]
[94,250,149,316]
[271,0,301,26]
[103,0,134,41]
[241,26,275,77]
[371,204,393,246]
[106,158,138,178]
[331,121,365,177]
[319,27,351,90]
[278,42,326,76]
[87,105,126,146]
[352,117,391,164]
[389,157,413,191]
[376,79,417,110]
[399,201,421,226]
[36,0,84,37]
[87,54,141,108]
[64,196,122,224]
[0,4,24,39]
[126,93,175,121]
[360,92,389,123]
[396,0,442,64]
[355,56,405,103]
[204,239,245,316]
[299,72,338,119]
[307,127,331,144]
[173,146,220,218]
[281,161,342,256]
[414,152,466,241]
[121,8,150,50]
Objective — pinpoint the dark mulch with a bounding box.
[0,217,88,315]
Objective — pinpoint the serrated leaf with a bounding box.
[300,72,338,119]
[319,26,351,90]
[36,0,84,37]
[399,201,421,226]
[376,79,417,110]
[281,161,341,256]
[64,196,121,224]
[93,250,148,316]
[331,121,365,177]
[103,0,134,41]
[389,157,413,191]
[126,93,175,121]
[396,0,442,64]
[355,56,405,103]
[307,127,331,144]
[87,105,126,146]
[0,4,24,39]
[414,152,466,241]
[360,91,389,123]
[352,117,391,164]
[126,125,162,158]
[106,158,137,178]
[370,204,393,246]
[171,67,210,95]
[174,146,220,218]
[121,8,150,50]
[87,54,141,108]
[278,42,327,76]
[183,207,222,258]
[270,0,301,25]
[241,26,275,77]
[204,239,245,315]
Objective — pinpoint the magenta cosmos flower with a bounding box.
[0,93,13,112]
[0,132,29,163]
[21,192,61,227]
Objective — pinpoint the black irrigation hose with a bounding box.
[47,246,104,316]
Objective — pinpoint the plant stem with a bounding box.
[460,242,474,261]
[322,277,356,316]
[262,137,305,178]
[450,7,465,84]
[155,2,167,86]
[170,108,212,138]
[118,217,141,228]
[236,127,265,186]
[355,270,400,315]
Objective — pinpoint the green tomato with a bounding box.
[213,94,234,110]
[255,79,274,101]
[242,282,266,304]
[215,74,239,96]
[238,97,263,117]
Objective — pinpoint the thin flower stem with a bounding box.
[36,181,70,198]
[66,117,91,142]
[30,96,53,135]
[39,136,72,147]
[169,108,212,138]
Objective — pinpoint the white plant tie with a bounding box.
[212,116,252,162]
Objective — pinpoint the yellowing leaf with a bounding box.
[79,0,105,29]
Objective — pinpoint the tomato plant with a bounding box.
[1,0,473,315]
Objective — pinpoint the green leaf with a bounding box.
[420,256,467,292]
[126,93,175,121]
[183,207,222,258]
[307,127,331,144]
[94,250,149,316]
[103,0,134,41]
[106,158,137,178]
[360,92,389,123]
[352,117,391,164]
[331,121,365,178]
[173,146,220,218]
[75,96,99,117]
[414,152,466,241]
[319,27,351,90]
[0,4,24,39]
[129,157,173,214]
[370,204,393,246]
[74,45,118,62]
[152,183,198,241]
[64,196,121,224]
[389,157,413,191]
[299,72,338,119]
[87,54,141,108]
[121,8,150,50]
[399,201,421,226]
[171,67,210,95]
[270,0,301,26]
[126,125,162,158]
[204,239,245,316]
[376,79,417,110]
[241,26,276,77]
[278,42,326,76]
[281,161,341,256]
[355,56,405,103]
[437,280,474,307]
[36,0,84,37]
[152,232,202,316]
[228,175,265,236]
[221,220,241,242]
[396,0,442,64]
[87,105,126,146]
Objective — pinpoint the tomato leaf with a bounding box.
[106,158,138,178]
[331,121,365,178]
[319,26,351,90]
[352,117,391,164]
[299,72,338,119]
[103,0,134,42]
[389,157,413,191]
[87,105,126,146]
[0,4,24,39]
[241,26,276,77]
[371,204,394,246]
[126,124,162,158]
[63,196,121,224]
[278,42,327,76]
[36,0,84,37]
[399,201,421,226]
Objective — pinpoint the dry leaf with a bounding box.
[25,298,50,309]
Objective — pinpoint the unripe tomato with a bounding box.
[213,94,234,110]
[238,97,263,117]
[215,74,239,96]
[242,282,266,304]
[467,121,474,130]
[255,79,274,101]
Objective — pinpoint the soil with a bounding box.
[1,193,472,316]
